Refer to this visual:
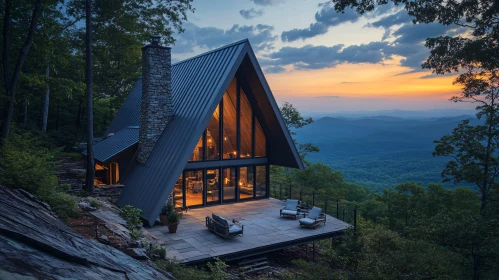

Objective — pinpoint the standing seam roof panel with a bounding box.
[142,47,237,209]
[125,45,241,218]
[118,42,247,222]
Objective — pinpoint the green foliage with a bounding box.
[155,258,211,280]
[129,228,143,240]
[0,131,58,194]
[434,118,498,214]
[167,210,180,224]
[161,202,174,215]
[87,198,100,209]
[152,245,167,259]
[206,258,230,280]
[324,222,462,280]
[121,205,143,229]
[0,130,78,221]
[39,190,80,222]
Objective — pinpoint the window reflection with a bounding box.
[256,166,267,197]
[239,166,254,199]
[189,135,204,161]
[223,78,237,159]
[240,88,253,158]
[206,169,220,203]
[222,167,236,201]
[185,170,203,206]
[255,118,266,157]
[207,105,220,160]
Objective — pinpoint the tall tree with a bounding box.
[85,0,94,194]
[1,0,43,139]
[331,1,499,278]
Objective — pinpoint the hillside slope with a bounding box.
[0,186,171,280]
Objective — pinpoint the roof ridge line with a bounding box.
[172,39,249,67]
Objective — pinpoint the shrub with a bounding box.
[87,198,100,208]
[0,130,78,222]
[39,190,79,221]
[167,211,180,224]
[0,131,58,194]
[207,258,230,280]
[155,259,211,280]
[161,202,174,215]
[121,205,143,229]
[150,244,167,259]
[129,228,143,240]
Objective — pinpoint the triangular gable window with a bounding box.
[188,77,266,162]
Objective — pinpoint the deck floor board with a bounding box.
[153,198,350,263]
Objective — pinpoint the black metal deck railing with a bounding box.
[270,183,358,228]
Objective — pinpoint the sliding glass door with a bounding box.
[222,167,236,202]
[206,169,220,204]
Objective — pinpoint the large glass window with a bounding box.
[189,135,204,162]
[239,166,254,199]
[222,167,236,201]
[255,118,266,157]
[207,105,220,160]
[185,77,268,163]
[256,165,267,197]
[206,169,220,203]
[223,79,238,159]
[173,175,183,209]
[240,88,253,158]
[185,170,203,207]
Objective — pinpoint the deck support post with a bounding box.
[312,242,315,262]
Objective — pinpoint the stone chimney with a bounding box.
[137,36,173,164]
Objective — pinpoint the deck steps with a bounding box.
[238,257,271,275]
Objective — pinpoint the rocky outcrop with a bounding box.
[0,186,172,279]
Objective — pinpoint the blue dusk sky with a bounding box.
[170,0,473,114]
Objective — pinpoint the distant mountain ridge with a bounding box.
[305,108,477,119]
[295,114,477,191]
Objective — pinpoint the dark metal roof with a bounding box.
[104,81,142,136]
[111,39,304,225]
[83,127,138,163]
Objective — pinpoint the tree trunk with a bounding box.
[1,0,43,140]
[56,105,60,131]
[41,65,50,133]
[76,100,82,137]
[473,254,480,280]
[23,97,28,128]
[85,0,95,195]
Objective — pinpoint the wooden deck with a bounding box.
[149,198,350,264]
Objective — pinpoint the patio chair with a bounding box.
[206,213,244,239]
[280,199,301,219]
[298,206,326,228]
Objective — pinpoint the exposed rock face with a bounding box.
[0,186,172,279]
[138,36,173,164]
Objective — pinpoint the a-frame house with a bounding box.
[88,38,304,225]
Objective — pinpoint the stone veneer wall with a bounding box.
[137,44,173,164]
